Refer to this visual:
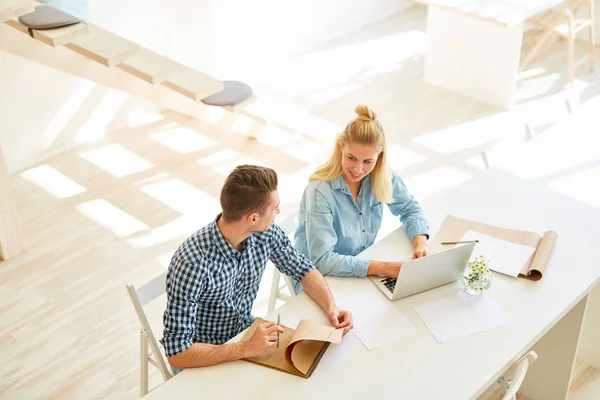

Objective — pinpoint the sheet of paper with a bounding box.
[335,290,417,351]
[414,293,510,343]
[460,230,536,277]
[320,331,363,368]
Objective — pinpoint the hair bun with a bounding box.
[355,104,377,121]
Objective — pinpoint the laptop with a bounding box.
[369,242,476,301]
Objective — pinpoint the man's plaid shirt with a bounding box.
[161,214,314,357]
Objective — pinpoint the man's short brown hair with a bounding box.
[220,165,278,221]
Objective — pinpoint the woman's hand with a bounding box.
[413,234,431,259]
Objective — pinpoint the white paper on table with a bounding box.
[414,293,510,343]
[335,290,417,351]
[461,230,536,277]
[320,330,363,368]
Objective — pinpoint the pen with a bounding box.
[441,240,479,245]
[277,313,280,348]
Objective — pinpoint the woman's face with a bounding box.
[341,143,380,183]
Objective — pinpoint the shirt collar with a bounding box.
[330,174,371,194]
[211,214,255,259]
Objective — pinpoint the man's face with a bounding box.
[252,190,280,232]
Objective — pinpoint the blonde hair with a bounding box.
[310,105,392,203]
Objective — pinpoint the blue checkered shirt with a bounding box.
[161,215,314,357]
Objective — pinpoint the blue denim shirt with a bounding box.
[294,171,429,284]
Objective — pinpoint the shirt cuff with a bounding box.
[163,336,193,358]
[407,223,430,241]
[353,258,370,278]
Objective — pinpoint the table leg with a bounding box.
[577,284,600,369]
[423,7,523,109]
[519,295,588,400]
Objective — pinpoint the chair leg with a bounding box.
[140,330,149,397]
[520,28,559,71]
[268,268,282,314]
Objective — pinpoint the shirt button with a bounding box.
[362,229,365,232]
[359,212,362,216]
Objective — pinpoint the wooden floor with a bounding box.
[1,4,599,399]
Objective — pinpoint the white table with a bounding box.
[419,0,567,109]
[143,166,600,400]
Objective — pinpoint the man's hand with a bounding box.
[412,234,431,259]
[245,322,283,357]
[327,309,354,335]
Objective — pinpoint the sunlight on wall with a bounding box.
[151,127,217,154]
[43,80,96,149]
[548,165,600,210]
[404,167,472,201]
[75,89,128,143]
[77,199,149,237]
[20,165,86,199]
[80,144,154,178]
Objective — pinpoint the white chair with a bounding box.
[478,350,539,400]
[126,273,173,397]
[268,211,300,313]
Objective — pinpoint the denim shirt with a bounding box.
[294,171,429,283]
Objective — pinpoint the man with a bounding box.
[162,165,354,370]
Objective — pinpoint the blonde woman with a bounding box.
[294,105,430,284]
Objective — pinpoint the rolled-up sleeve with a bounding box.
[387,172,430,240]
[161,256,204,358]
[305,188,370,277]
[269,225,314,282]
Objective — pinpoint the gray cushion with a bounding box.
[19,5,80,30]
[201,80,253,107]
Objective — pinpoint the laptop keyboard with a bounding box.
[381,277,396,293]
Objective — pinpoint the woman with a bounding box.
[294,105,430,283]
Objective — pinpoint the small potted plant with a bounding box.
[461,255,492,295]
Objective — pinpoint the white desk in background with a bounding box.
[418,0,568,109]
[143,166,600,400]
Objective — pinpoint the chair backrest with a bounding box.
[502,350,538,400]
[126,272,172,388]
[277,211,300,295]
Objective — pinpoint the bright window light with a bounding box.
[412,115,525,154]
[140,177,220,215]
[77,199,149,237]
[151,126,217,154]
[127,110,165,127]
[20,165,86,199]
[197,149,241,166]
[80,144,154,178]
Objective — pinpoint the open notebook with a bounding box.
[431,215,558,281]
[241,318,343,378]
